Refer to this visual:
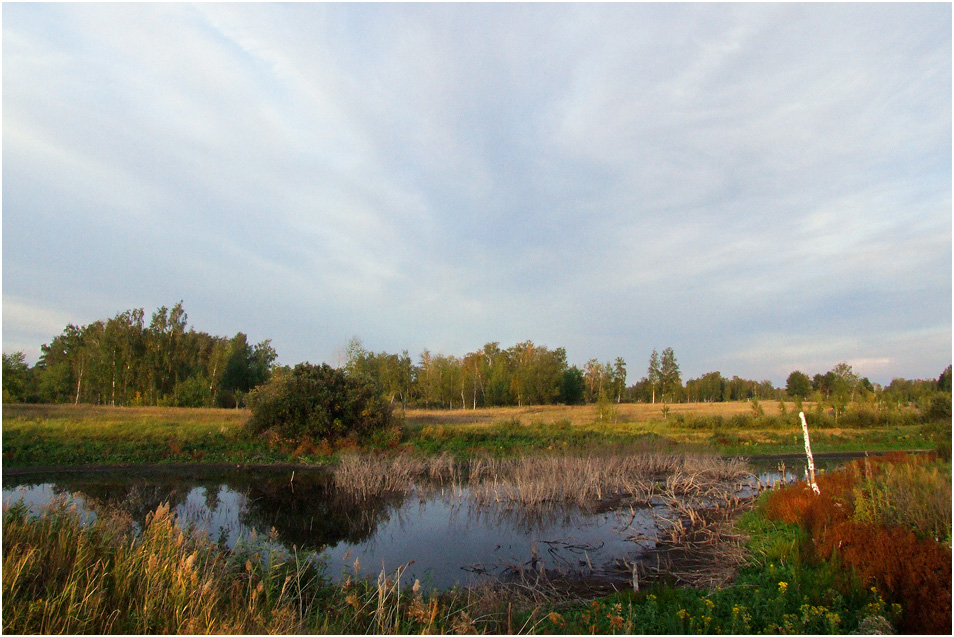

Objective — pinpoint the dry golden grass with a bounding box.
[2,403,249,427]
[404,401,809,429]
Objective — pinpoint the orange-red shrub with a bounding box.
[762,453,952,633]
[819,521,952,634]
[762,469,858,535]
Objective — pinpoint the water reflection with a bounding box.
[2,462,799,590]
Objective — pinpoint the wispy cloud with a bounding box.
[3,3,949,382]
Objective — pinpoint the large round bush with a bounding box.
[246,363,392,441]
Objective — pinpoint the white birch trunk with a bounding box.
[799,412,821,495]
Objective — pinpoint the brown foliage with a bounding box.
[819,521,952,634]
[762,453,952,634]
[762,470,857,534]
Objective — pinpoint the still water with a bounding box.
[1,458,829,589]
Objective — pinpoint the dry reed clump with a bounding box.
[332,452,461,499]
[467,452,752,511]
[329,451,753,513]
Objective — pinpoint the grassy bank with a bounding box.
[3,402,948,469]
[4,453,948,634]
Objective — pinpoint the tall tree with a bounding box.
[660,347,681,402]
[612,357,627,403]
[939,365,952,393]
[647,349,661,404]
[561,365,585,405]
[2,352,32,403]
[786,370,812,400]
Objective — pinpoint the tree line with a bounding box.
[341,337,628,411]
[1,302,275,407]
[2,303,950,412]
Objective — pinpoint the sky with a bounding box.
[2,2,951,386]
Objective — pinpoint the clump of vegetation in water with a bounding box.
[246,363,394,444]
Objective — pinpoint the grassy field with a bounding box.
[2,401,949,468]
[1,404,288,467]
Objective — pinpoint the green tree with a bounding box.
[813,371,837,400]
[686,371,726,403]
[344,336,372,379]
[2,351,32,403]
[830,362,859,413]
[647,349,661,404]
[786,370,812,399]
[939,365,952,393]
[483,343,512,406]
[38,323,87,403]
[211,333,276,408]
[612,357,627,403]
[560,365,585,405]
[659,347,681,402]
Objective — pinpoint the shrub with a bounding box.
[818,522,951,634]
[762,453,953,633]
[246,363,392,443]
[925,392,952,422]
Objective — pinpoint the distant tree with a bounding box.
[786,370,812,399]
[612,357,627,403]
[686,371,726,403]
[417,349,436,409]
[483,343,511,406]
[660,347,681,402]
[344,336,372,379]
[583,358,604,403]
[827,362,859,415]
[647,349,661,404]
[629,377,653,403]
[939,365,952,393]
[561,365,586,405]
[2,352,33,403]
[813,372,837,400]
[219,333,277,407]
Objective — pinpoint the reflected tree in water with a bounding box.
[239,473,403,550]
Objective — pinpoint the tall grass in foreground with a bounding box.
[2,498,321,633]
[3,494,903,635]
[1,497,535,634]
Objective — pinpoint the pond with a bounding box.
[0,455,843,590]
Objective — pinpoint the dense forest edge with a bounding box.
[3,302,951,418]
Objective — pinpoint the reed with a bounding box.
[331,452,460,499]
[1,497,319,633]
[2,496,531,634]
[327,450,753,515]
[467,452,752,510]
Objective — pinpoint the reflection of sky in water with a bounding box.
[177,486,248,548]
[318,489,665,588]
[2,484,98,524]
[1,464,809,590]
